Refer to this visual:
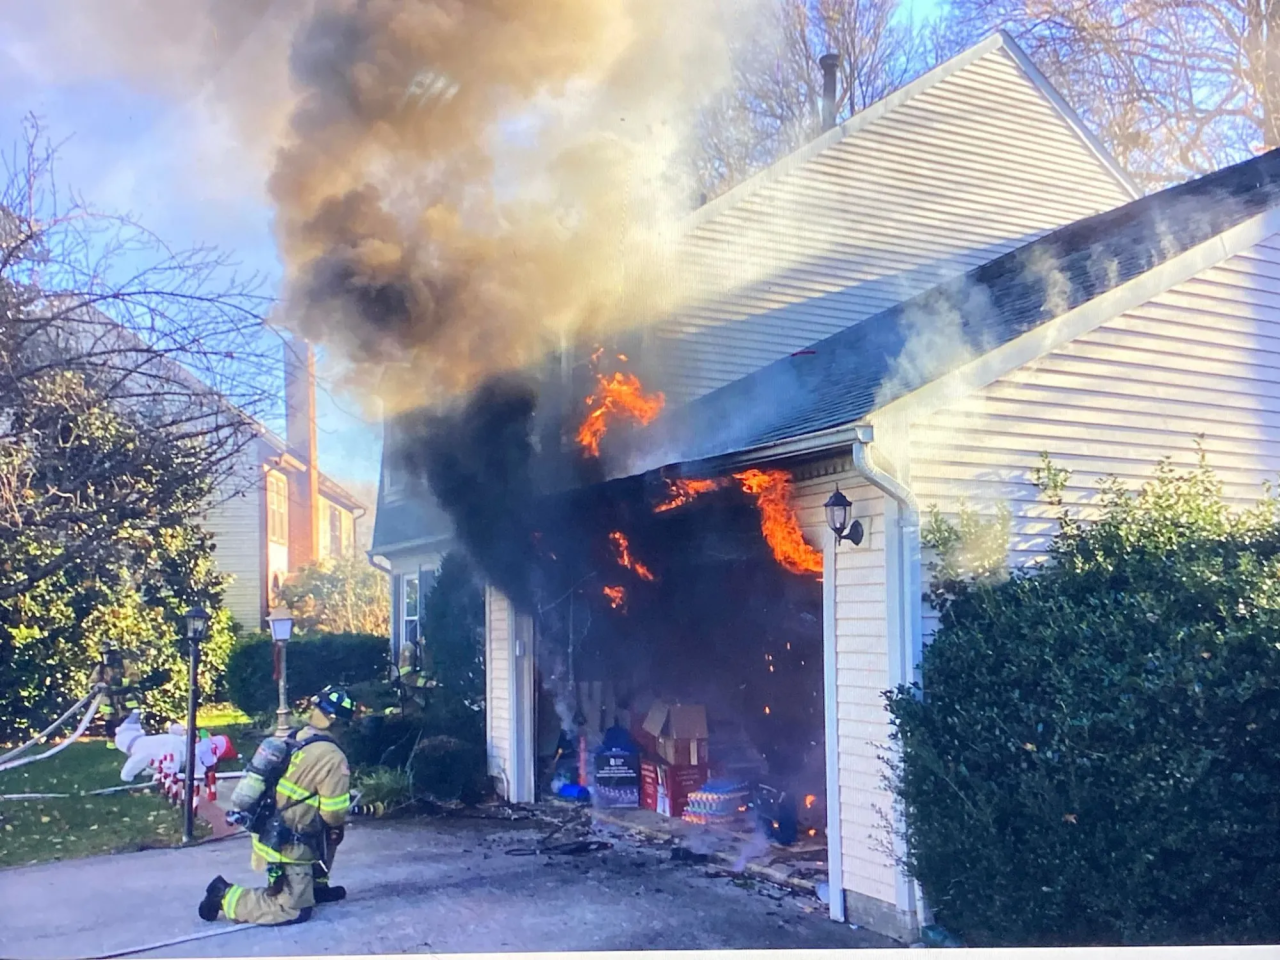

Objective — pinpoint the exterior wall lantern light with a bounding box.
[182,606,210,844]
[824,486,864,545]
[267,607,295,737]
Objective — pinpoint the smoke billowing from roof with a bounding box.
[266,0,750,416]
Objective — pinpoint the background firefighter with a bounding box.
[198,687,355,926]
[89,647,169,739]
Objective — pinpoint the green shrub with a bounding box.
[224,632,389,718]
[352,765,412,807]
[888,455,1280,947]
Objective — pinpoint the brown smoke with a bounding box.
[267,0,748,416]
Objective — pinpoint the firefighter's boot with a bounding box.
[199,875,232,921]
[313,882,346,903]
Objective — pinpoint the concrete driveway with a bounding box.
[0,814,898,958]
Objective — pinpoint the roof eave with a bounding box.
[873,202,1280,427]
[630,202,1280,474]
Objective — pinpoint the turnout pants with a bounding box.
[313,847,335,892]
[221,865,315,926]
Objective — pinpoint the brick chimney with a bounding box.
[283,337,320,568]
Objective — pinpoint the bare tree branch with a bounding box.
[949,0,1280,188]
[692,0,962,201]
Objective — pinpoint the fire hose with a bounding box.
[0,687,107,768]
[0,691,106,774]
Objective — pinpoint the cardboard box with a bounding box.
[639,759,708,819]
[641,701,709,768]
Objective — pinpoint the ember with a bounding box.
[602,585,627,609]
[732,469,823,577]
[609,531,655,581]
[805,794,816,809]
[576,354,665,458]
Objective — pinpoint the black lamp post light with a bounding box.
[182,606,210,845]
[824,486,864,546]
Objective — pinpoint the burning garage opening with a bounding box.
[392,350,843,867]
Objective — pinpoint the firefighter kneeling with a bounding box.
[198,686,356,925]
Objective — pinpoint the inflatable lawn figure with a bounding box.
[116,712,238,782]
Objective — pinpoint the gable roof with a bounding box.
[685,30,1138,234]
[648,31,1142,406]
[627,148,1280,474]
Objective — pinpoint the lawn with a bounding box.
[0,705,257,868]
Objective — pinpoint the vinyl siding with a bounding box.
[647,44,1135,406]
[908,231,1280,638]
[486,585,514,796]
[203,462,266,632]
[794,463,898,909]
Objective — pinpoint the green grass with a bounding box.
[197,702,252,728]
[0,722,257,868]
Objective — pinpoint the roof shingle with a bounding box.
[628,148,1280,472]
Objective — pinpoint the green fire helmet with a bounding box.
[312,685,356,721]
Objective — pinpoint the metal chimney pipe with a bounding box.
[819,53,840,130]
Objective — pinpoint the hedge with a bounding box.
[887,456,1280,947]
[225,632,389,719]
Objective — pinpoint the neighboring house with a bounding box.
[203,341,366,632]
[369,30,1185,941]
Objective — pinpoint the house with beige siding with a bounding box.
[204,341,365,632]
[619,147,1280,939]
[368,30,1193,942]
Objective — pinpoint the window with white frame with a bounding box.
[402,573,419,647]
[267,472,288,544]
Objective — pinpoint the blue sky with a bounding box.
[0,39,383,492]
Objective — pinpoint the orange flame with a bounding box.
[805,794,816,809]
[652,469,822,577]
[576,354,665,458]
[653,477,732,512]
[609,531,655,581]
[732,469,823,577]
[603,585,626,609]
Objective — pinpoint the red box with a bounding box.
[639,759,708,819]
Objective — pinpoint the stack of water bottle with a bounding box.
[681,778,751,825]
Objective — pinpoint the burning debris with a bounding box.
[603,585,628,610]
[609,531,655,582]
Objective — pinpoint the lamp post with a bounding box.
[182,606,210,845]
[824,486,864,546]
[267,607,295,737]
